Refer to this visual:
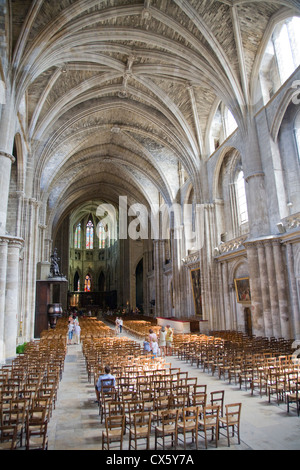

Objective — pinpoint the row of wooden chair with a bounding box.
[174,331,300,416]
[0,334,67,450]
[102,401,242,450]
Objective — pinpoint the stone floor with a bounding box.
[47,329,300,452]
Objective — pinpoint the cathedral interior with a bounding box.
[1,0,300,362]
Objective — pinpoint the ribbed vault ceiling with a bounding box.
[7,0,300,229]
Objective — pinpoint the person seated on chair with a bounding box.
[95,365,116,404]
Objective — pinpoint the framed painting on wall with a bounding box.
[190,268,203,318]
[234,277,251,303]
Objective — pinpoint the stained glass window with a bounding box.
[74,223,81,249]
[84,274,91,292]
[86,220,94,249]
[98,222,106,249]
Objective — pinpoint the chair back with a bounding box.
[224,403,242,426]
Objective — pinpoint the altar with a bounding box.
[156,317,209,334]
[156,317,192,334]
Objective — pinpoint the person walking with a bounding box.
[74,322,81,344]
[67,321,74,345]
[119,317,123,334]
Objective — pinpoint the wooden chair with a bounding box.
[177,406,199,450]
[286,380,300,416]
[219,403,242,447]
[172,393,189,409]
[124,400,145,434]
[210,390,225,417]
[268,371,286,404]
[198,405,220,449]
[250,368,268,397]
[139,390,154,411]
[108,400,125,419]
[128,411,152,450]
[193,384,207,395]
[228,357,243,385]
[0,425,18,450]
[192,393,207,418]
[155,408,179,450]
[151,395,171,425]
[28,404,48,422]
[100,389,118,422]
[102,414,125,450]
[6,400,27,447]
[25,417,48,450]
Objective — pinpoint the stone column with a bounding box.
[0,152,15,236]
[265,241,281,337]
[217,261,225,330]
[273,240,291,339]
[143,249,150,315]
[243,117,269,238]
[245,242,265,336]
[285,243,300,339]
[222,262,231,330]
[257,241,273,337]
[16,191,25,238]
[23,198,40,341]
[153,239,165,317]
[0,237,9,363]
[4,237,23,360]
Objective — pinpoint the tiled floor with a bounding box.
[47,331,300,451]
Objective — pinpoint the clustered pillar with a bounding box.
[0,236,23,362]
[245,239,292,339]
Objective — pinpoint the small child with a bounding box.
[143,337,151,354]
[151,340,159,359]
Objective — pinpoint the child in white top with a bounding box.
[151,340,159,358]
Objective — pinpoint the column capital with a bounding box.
[29,197,41,208]
[0,237,9,246]
[0,151,15,164]
[0,235,24,249]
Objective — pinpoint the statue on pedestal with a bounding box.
[49,247,61,277]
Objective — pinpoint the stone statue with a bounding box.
[50,248,61,277]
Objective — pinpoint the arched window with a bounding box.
[86,220,94,249]
[273,17,300,83]
[98,222,106,249]
[225,108,238,137]
[260,17,300,104]
[236,171,248,225]
[84,274,91,292]
[74,271,80,291]
[74,223,81,249]
[209,103,238,153]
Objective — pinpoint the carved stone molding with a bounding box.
[0,235,23,248]
[182,251,200,266]
[218,235,247,254]
[0,151,15,164]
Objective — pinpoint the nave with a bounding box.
[46,322,300,451]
